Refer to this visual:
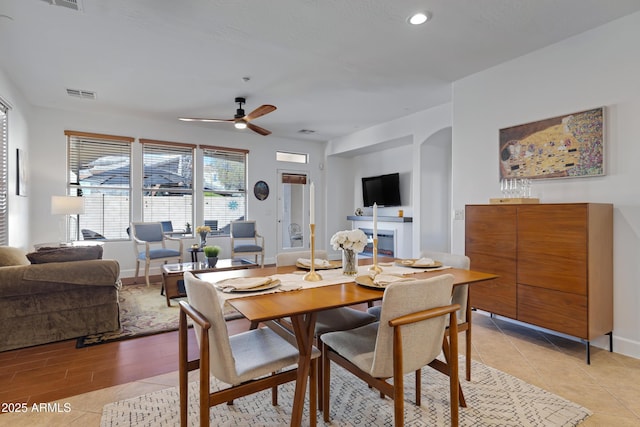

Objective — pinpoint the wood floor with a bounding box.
[2,312,640,426]
[0,316,251,406]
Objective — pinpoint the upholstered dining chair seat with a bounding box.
[314,308,377,336]
[320,322,379,371]
[227,327,318,385]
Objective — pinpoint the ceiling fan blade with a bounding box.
[245,104,276,121]
[247,122,272,136]
[178,117,233,123]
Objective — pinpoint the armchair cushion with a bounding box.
[0,246,30,266]
[138,248,181,260]
[233,244,263,253]
[26,246,103,264]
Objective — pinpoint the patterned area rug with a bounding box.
[76,283,241,348]
[100,357,591,426]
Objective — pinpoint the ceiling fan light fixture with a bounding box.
[234,119,248,129]
[408,12,430,25]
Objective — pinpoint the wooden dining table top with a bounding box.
[198,262,498,324]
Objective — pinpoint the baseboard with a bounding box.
[474,310,640,360]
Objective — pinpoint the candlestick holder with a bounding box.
[368,237,383,274]
[304,224,322,281]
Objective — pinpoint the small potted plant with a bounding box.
[184,222,192,234]
[203,245,221,267]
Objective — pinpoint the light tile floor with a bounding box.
[1,312,638,426]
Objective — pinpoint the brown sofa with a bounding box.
[0,246,121,352]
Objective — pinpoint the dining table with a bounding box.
[197,259,498,427]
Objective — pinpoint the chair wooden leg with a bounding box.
[465,327,471,381]
[271,383,278,406]
[317,345,324,411]
[415,369,421,406]
[322,343,331,423]
[310,357,318,427]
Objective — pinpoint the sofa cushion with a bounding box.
[27,245,104,264]
[0,246,30,266]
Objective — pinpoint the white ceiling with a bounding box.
[2,0,640,141]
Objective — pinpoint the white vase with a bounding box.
[342,249,358,276]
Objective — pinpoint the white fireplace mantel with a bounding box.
[347,215,413,259]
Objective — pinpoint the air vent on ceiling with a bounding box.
[297,129,316,134]
[66,88,96,100]
[41,0,82,11]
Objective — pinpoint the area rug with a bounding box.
[76,282,242,348]
[100,357,591,426]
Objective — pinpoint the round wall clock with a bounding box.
[253,180,269,201]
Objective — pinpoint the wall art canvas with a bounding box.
[499,107,604,180]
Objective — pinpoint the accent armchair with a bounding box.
[130,222,183,286]
[230,220,265,267]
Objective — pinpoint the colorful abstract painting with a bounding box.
[499,107,604,179]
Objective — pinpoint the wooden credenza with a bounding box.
[465,203,613,362]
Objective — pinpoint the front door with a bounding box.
[277,170,308,252]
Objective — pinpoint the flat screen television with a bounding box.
[361,172,401,207]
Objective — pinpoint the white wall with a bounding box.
[0,68,31,250]
[21,105,326,277]
[326,103,453,257]
[451,11,640,358]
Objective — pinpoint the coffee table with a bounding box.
[161,259,257,306]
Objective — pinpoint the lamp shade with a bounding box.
[51,196,85,215]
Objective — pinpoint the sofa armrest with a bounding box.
[22,259,120,287]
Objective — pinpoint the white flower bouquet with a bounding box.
[330,229,368,253]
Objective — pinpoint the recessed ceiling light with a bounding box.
[408,12,430,25]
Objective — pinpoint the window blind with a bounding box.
[202,147,247,234]
[141,141,194,230]
[66,130,133,240]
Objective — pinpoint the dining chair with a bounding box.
[275,250,377,410]
[367,250,472,381]
[275,249,328,267]
[321,274,460,427]
[230,220,265,267]
[421,250,471,381]
[130,222,183,286]
[179,272,320,427]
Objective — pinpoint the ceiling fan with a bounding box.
[179,97,276,136]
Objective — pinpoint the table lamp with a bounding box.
[51,196,85,242]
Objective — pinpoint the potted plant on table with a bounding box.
[203,245,221,267]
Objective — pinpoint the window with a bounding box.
[0,101,8,245]
[276,151,308,164]
[201,146,248,234]
[140,139,195,231]
[66,130,134,240]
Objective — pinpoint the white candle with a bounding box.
[310,182,315,224]
[373,202,378,240]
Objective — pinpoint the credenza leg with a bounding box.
[585,341,591,365]
[607,331,613,352]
